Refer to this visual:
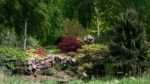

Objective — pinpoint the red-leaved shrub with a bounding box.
[59,36,82,53]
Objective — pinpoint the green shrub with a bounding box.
[0,46,29,73]
[77,44,108,77]
[27,36,41,48]
[42,68,58,76]
[105,64,117,76]
[110,9,149,75]
[0,26,18,46]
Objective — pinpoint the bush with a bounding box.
[42,68,58,76]
[58,36,82,53]
[27,36,41,48]
[77,44,108,77]
[0,46,28,73]
[110,9,148,75]
[0,26,17,46]
[25,48,46,59]
[26,54,77,75]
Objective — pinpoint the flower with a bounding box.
[35,49,45,56]
[83,35,95,44]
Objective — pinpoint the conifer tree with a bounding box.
[110,9,148,75]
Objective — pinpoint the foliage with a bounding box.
[26,48,46,59]
[60,19,87,37]
[0,0,65,46]
[26,54,77,75]
[64,0,150,44]
[0,26,17,46]
[77,44,108,77]
[110,9,149,75]
[0,0,150,46]
[104,64,116,76]
[58,36,82,53]
[42,68,58,76]
[0,46,28,73]
[64,0,95,28]
[27,37,41,48]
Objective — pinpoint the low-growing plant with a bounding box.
[26,54,77,75]
[77,44,108,78]
[42,67,58,76]
[0,46,28,74]
[58,36,82,53]
[26,48,46,59]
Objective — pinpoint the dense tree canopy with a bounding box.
[0,0,150,45]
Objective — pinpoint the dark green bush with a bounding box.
[0,46,29,73]
[42,68,58,76]
[110,9,149,76]
[77,44,108,77]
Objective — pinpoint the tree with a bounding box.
[64,0,150,41]
[64,0,101,37]
[18,0,43,50]
[110,9,148,75]
[0,0,44,50]
[0,0,63,47]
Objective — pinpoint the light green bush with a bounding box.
[27,36,41,48]
[77,44,108,77]
[0,46,29,73]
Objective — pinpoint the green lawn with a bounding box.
[1,74,150,84]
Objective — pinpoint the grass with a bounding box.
[1,76,150,84]
[1,71,150,84]
[85,77,150,84]
[43,80,57,84]
[44,45,60,54]
[67,80,83,84]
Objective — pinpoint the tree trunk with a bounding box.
[23,19,28,51]
[96,18,100,37]
[94,2,100,38]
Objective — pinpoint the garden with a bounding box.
[0,0,150,84]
